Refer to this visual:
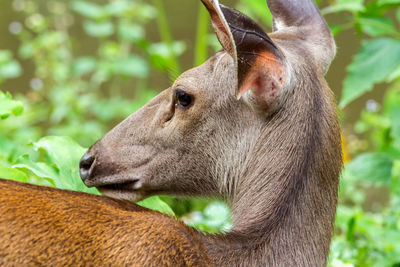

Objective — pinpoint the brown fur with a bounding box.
[0,179,212,266]
[0,0,342,266]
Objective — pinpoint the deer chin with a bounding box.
[98,186,147,203]
[89,175,147,202]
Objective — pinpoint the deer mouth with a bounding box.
[96,178,147,202]
[97,179,142,192]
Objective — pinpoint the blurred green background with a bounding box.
[1,0,400,266]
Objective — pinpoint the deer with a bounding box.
[0,0,342,266]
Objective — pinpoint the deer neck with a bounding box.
[198,70,342,267]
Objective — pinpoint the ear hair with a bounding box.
[239,51,287,114]
[201,0,239,96]
[202,0,288,115]
[267,0,336,73]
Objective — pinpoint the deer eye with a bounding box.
[174,89,193,108]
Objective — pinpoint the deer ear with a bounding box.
[201,0,239,93]
[202,0,287,114]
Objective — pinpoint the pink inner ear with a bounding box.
[201,1,234,55]
[212,14,228,36]
[239,51,285,100]
[211,14,234,56]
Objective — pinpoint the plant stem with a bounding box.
[194,2,210,66]
[152,0,181,80]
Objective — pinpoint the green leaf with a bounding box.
[357,17,399,37]
[138,196,175,216]
[0,61,22,80]
[18,42,34,59]
[148,42,186,59]
[71,1,105,20]
[0,91,24,119]
[0,165,28,182]
[183,201,232,232]
[90,97,136,122]
[13,155,58,184]
[329,24,349,36]
[203,201,231,229]
[386,64,400,82]
[397,8,400,23]
[113,55,149,78]
[340,38,400,108]
[342,153,393,185]
[0,50,13,63]
[72,57,97,76]
[117,23,144,43]
[382,82,400,114]
[0,50,22,82]
[83,20,114,38]
[147,42,186,71]
[236,0,272,26]
[321,0,364,14]
[389,108,400,149]
[33,137,85,179]
[14,136,100,194]
[104,1,131,17]
[378,0,400,5]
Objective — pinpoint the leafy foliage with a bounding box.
[0,91,23,119]
[340,39,400,108]
[324,0,400,108]
[138,196,176,217]
[0,50,22,83]
[183,201,232,233]
[331,80,400,266]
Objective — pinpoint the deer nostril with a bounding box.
[79,153,95,181]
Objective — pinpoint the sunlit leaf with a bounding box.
[138,196,175,216]
[18,42,34,59]
[378,0,400,5]
[0,50,22,81]
[0,91,24,119]
[148,42,186,58]
[340,38,400,108]
[72,57,97,76]
[183,201,232,233]
[14,155,58,185]
[389,108,400,149]
[330,24,349,36]
[104,1,131,16]
[0,165,28,182]
[83,20,114,38]
[321,0,364,14]
[386,65,400,82]
[236,0,272,26]
[14,136,100,194]
[357,17,398,37]
[113,55,149,78]
[90,97,135,122]
[71,1,105,20]
[117,23,144,43]
[342,153,393,185]
[203,201,231,229]
[147,42,186,71]
[33,137,85,177]
[397,8,400,23]
[0,61,22,80]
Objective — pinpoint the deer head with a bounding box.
[80,0,341,265]
[81,0,339,241]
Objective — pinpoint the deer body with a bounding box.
[0,179,211,266]
[0,0,342,266]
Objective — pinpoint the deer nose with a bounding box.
[79,153,95,181]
